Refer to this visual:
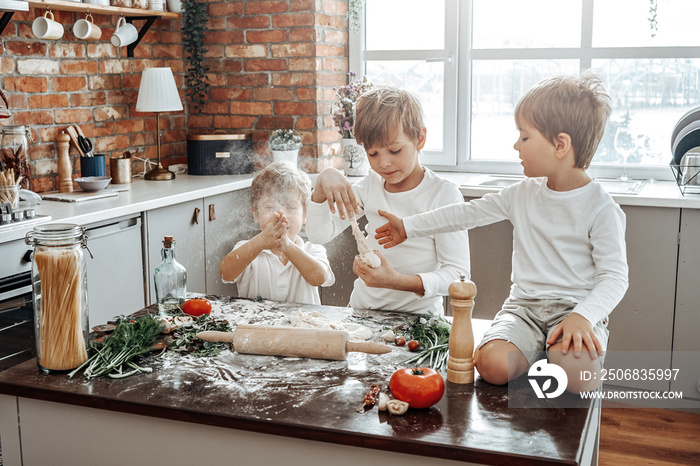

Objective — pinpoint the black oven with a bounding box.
[0,239,35,372]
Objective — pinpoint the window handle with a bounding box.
[425,56,453,63]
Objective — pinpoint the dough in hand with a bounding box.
[359,251,381,268]
[350,216,380,269]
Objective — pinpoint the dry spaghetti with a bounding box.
[34,246,88,371]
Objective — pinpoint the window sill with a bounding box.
[434,171,700,210]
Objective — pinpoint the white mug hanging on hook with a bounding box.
[74,13,102,41]
[110,17,138,48]
[32,10,64,40]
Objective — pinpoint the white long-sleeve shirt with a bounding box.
[306,168,470,315]
[224,236,335,305]
[404,177,628,325]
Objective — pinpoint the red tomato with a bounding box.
[182,298,212,316]
[389,367,445,409]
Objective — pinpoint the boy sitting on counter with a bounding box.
[219,161,335,305]
[375,72,629,393]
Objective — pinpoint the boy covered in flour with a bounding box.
[220,161,335,305]
[375,72,629,392]
[305,86,470,315]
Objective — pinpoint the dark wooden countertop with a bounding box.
[0,298,594,466]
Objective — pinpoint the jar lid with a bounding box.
[187,133,252,141]
[0,125,29,134]
[26,223,86,246]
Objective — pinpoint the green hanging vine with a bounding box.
[182,0,210,112]
[648,0,658,38]
[348,0,365,33]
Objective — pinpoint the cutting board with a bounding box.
[42,185,129,203]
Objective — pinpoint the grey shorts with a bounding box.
[478,297,609,366]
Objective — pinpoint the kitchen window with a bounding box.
[350,0,700,181]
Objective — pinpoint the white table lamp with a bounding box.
[136,67,183,180]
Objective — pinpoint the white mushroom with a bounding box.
[386,399,409,415]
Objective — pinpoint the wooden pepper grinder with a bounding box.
[57,132,73,193]
[447,274,477,384]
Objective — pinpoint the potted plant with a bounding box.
[332,72,373,176]
[269,129,302,166]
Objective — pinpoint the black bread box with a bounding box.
[187,133,253,175]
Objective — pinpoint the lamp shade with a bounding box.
[135,67,183,113]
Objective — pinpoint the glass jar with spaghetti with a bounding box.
[25,224,91,373]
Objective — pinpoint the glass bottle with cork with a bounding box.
[154,235,187,314]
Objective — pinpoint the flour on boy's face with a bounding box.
[252,192,304,240]
[365,128,426,192]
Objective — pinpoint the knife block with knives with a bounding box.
[197,324,392,361]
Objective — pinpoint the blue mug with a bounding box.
[80,155,106,177]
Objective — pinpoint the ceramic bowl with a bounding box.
[76,176,111,191]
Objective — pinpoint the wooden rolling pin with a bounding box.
[197,324,391,361]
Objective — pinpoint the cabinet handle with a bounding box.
[209,204,216,221]
[192,207,200,225]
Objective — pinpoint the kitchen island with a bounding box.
[0,298,599,466]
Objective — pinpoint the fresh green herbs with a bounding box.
[167,314,232,357]
[69,315,164,379]
[397,315,452,371]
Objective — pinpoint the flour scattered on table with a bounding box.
[290,310,373,341]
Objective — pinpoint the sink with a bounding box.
[463,175,645,195]
[462,175,524,189]
[596,179,645,195]
[477,178,522,187]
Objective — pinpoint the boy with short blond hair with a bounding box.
[375,72,629,392]
[306,85,470,315]
[220,161,335,305]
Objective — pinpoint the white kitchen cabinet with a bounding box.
[464,196,513,319]
[605,206,679,392]
[143,189,255,299]
[84,215,145,325]
[203,189,257,296]
[672,208,700,401]
[144,199,205,302]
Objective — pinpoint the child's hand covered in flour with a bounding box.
[258,211,287,251]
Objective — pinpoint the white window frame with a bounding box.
[349,0,459,167]
[351,1,700,181]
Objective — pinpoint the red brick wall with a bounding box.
[0,0,349,193]
[192,0,349,172]
[0,9,185,192]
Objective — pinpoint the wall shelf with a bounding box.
[0,0,181,56]
[27,0,180,19]
[0,0,28,36]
